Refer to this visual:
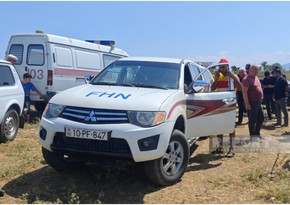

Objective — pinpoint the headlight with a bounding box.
[128,111,166,127]
[43,103,65,119]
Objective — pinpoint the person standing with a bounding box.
[273,69,289,127]
[262,71,276,120]
[6,54,18,65]
[22,73,44,123]
[236,67,247,125]
[242,65,264,136]
[245,64,251,75]
[211,58,242,157]
[270,71,277,115]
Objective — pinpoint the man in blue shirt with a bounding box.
[22,73,44,123]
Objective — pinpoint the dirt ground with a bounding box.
[0,109,289,204]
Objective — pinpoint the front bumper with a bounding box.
[39,117,174,162]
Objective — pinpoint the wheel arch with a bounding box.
[173,115,186,134]
[9,103,21,115]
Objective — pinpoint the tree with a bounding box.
[260,62,283,71]
[261,61,268,71]
[271,63,283,71]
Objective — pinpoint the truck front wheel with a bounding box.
[0,109,19,143]
[42,147,84,171]
[143,130,189,186]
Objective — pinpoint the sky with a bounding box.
[1,1,290,67]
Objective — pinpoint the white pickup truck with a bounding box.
[38,57,236,185]
[0,60,25,143]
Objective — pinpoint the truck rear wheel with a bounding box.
[0,109,19,143]
[42,147,84,171]
[143,130,189,186]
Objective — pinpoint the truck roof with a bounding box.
[0,60,11,64]
[118,57,184,64]
[9,33,129,56]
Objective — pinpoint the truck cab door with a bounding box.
[184,63,236,139]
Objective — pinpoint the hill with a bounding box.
[283,63,290,71]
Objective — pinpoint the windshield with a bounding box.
[91,60,180,89]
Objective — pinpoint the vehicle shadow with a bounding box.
[2,160,161,203]
[29,110,42,124]
[187,154,222,172]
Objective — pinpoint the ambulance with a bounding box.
[5,31,128,112]
[38,57,236,186]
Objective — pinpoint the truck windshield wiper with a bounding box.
[115,83,136,87]
[91,82,117,86]
[91,82,136,87]
[131,83,168,90]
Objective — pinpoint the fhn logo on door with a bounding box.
[85,91,132,100]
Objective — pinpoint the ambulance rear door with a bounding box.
[7,35,48,102]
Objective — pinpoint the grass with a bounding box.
[1,110,290,203]
[241,168,265,183]
[259,184,290,204]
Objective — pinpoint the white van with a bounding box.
[6,31,129,112]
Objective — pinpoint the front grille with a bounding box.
[60,106,129,124]
[52,133,132,157]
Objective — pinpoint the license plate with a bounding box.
[65,127,109,141]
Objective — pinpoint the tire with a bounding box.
[0,109,19,143]
[42,147,84,171]
[143,130,189,186]
[34,101,46,113]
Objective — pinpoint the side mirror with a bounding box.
[85,74,94,84]
[187,80,209,94]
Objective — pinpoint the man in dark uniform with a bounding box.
[273,69,289,127]
[236,67,247,125]
[262,71,276,120]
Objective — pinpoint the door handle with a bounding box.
[223,97,236,104]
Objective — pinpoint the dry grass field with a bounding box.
[0,110,289,204]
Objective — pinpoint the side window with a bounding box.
[191,64,202,80]
[75,50,101,70]
[184,65,193,87]
[9,44,24,65]
[99,66,122,83]
[0,65,15,86]
[55,47,73,67]
[203,70,214,84]
[103,55,120,67]
[27,45,45,66]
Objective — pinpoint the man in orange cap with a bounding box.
[211,58,242,157]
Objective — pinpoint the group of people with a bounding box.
[211,58,289,157]
[237,64,289,129]
[6,54,44,123]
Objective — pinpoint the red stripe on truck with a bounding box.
[54,67,100,77]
